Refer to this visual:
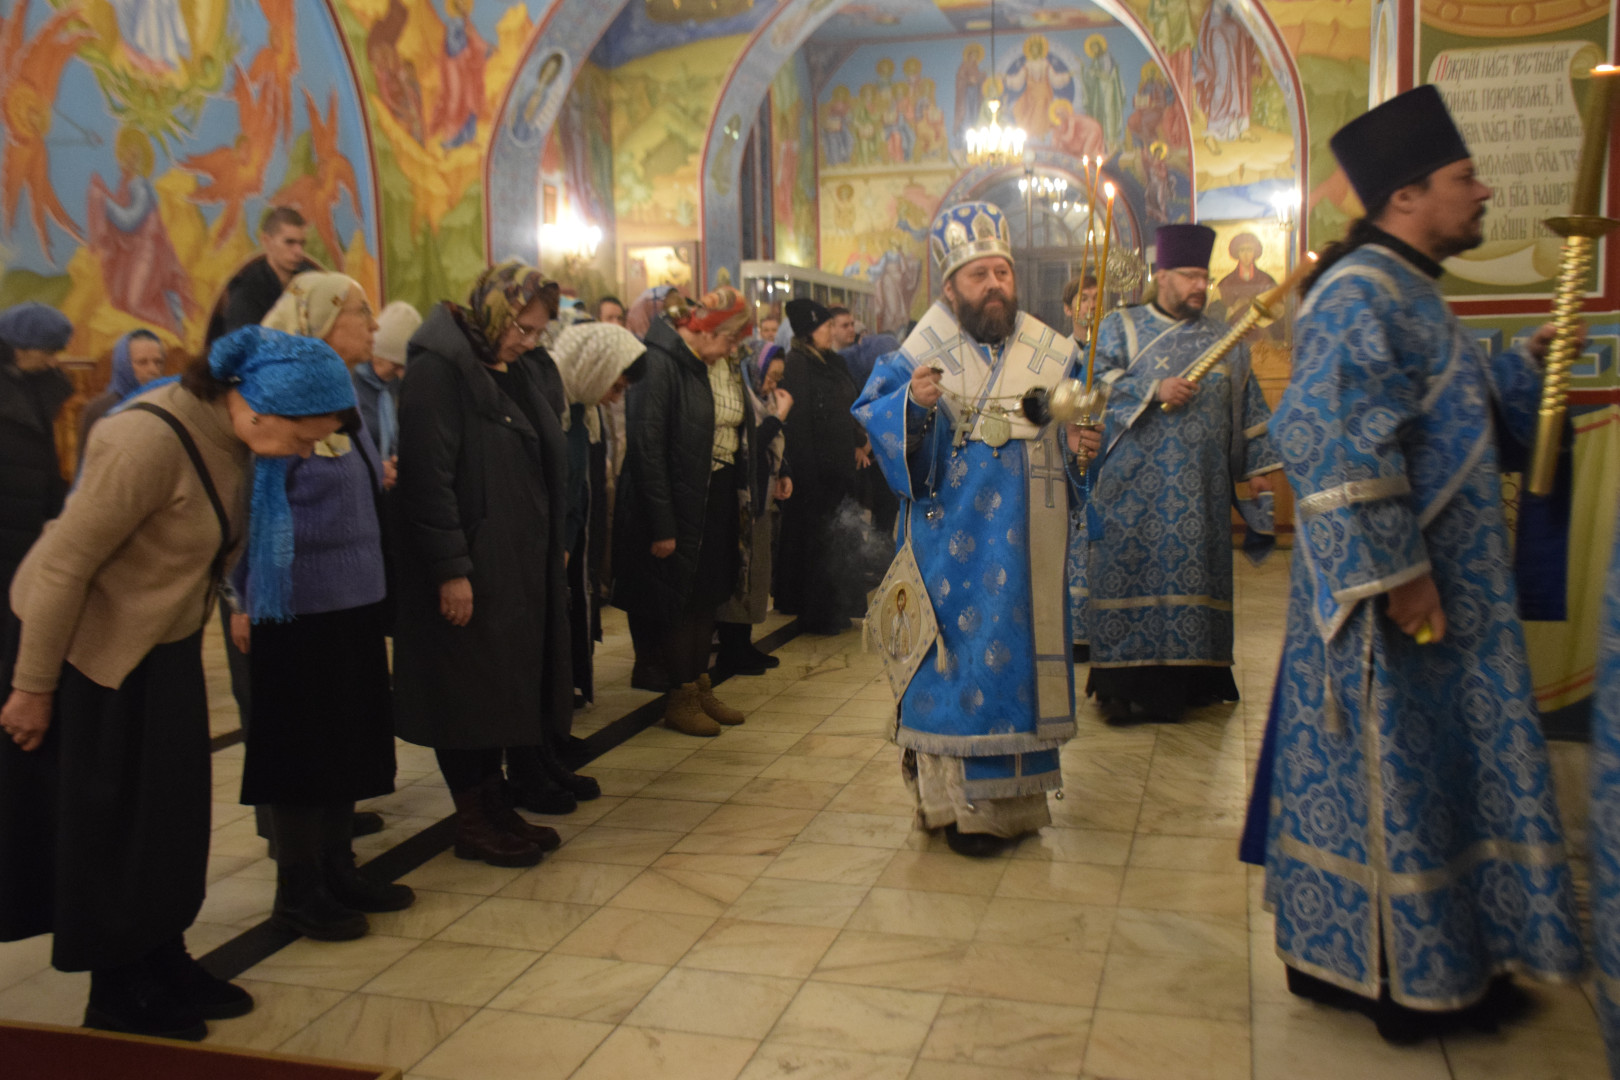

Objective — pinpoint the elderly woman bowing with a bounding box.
[393,262,573,868]
[232,272,412,941]
[550,322,646,714]
[0,328,356,1040]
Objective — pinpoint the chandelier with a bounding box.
[1020,173,1073,214]
[963,0,1025,168]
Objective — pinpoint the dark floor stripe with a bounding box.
[200,620,802,980]
[210,728,244,753]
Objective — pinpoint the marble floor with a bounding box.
[0,556,1608,1079]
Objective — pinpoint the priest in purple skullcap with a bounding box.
[1083,220,1282,724]
[1249,83,1582,1044]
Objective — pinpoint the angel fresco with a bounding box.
[270,89,362,271]
[88,126,195,335]
[110,0,190,69]
[433,0,490,150]
[0,2,94,264]
[367,0,427,143]
[179,64,279,248]
[250,0,299,145]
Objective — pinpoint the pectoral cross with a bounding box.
[951,408,973,449]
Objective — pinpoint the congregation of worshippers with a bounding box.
[7,55,1620,1075]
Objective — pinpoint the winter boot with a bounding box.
[695,674,745,725]
[451,786,543,867]
[480,778,562,852]
[324,851,416,913]
[271,864,369,941]
[664,682,721,736]
[535,741,602,802]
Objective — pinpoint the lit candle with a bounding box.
[1084,182,1116,391]
[1571,65,1620,217]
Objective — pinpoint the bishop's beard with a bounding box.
[954,288,1019,345]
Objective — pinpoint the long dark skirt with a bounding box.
[241,603,396,806]
[0,631,212,972]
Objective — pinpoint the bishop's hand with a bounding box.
[910,365,943,409]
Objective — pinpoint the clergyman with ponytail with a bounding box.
[0,326,358,1042]
[1248,84,1582,1043]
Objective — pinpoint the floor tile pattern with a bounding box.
[0,560,1607,1079]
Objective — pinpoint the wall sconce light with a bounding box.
[1270,190,1301,232]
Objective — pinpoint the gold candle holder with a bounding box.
[1161,253,1316,413]
[1527,212,1619,494]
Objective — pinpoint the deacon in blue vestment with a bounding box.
[1258,86,1583,1043]
[1085,224,1282,722]
[853,202,1089,857]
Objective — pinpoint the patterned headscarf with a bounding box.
[209,326,357,624]
[261,271,364,340]
[551,322,646,443]
[674,286,751,337]
[452,260,559,364]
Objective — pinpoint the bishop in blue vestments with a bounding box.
[853,202,1085,857]
[1085,224,1281,723]
[1257,86,1583,1043]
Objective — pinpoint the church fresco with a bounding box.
[0,0,378,359]
[331,0,539,315]
[813,24,1190,328]
[771,53,819,269]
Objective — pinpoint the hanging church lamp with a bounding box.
[963,0,1027,168]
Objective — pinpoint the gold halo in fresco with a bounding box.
[1421,0,1607,37]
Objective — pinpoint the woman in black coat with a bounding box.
[612,289,753,736]
[393,262,581,868]
[774,299,869,634]
[0,303,74,594]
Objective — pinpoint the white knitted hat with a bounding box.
[373,300,423,365]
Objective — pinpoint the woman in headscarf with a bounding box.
[225,272,412,942]
[0,303,74,595]
[551,322,647,714]
[612,288,754,736]
[0,326,355,1040]
[392,261,576,867]
[79,329,168,442]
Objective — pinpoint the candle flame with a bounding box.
[1103,181,1116,198]
[1594,64,1619,73]
[1307,251,1319,261]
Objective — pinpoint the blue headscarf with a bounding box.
[211,326,357,623]
[108,330,163,400]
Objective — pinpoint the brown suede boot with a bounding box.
[451,787,542,867]
[695,674,745,725]
[481,778,562,852]
[665,683,721,736]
